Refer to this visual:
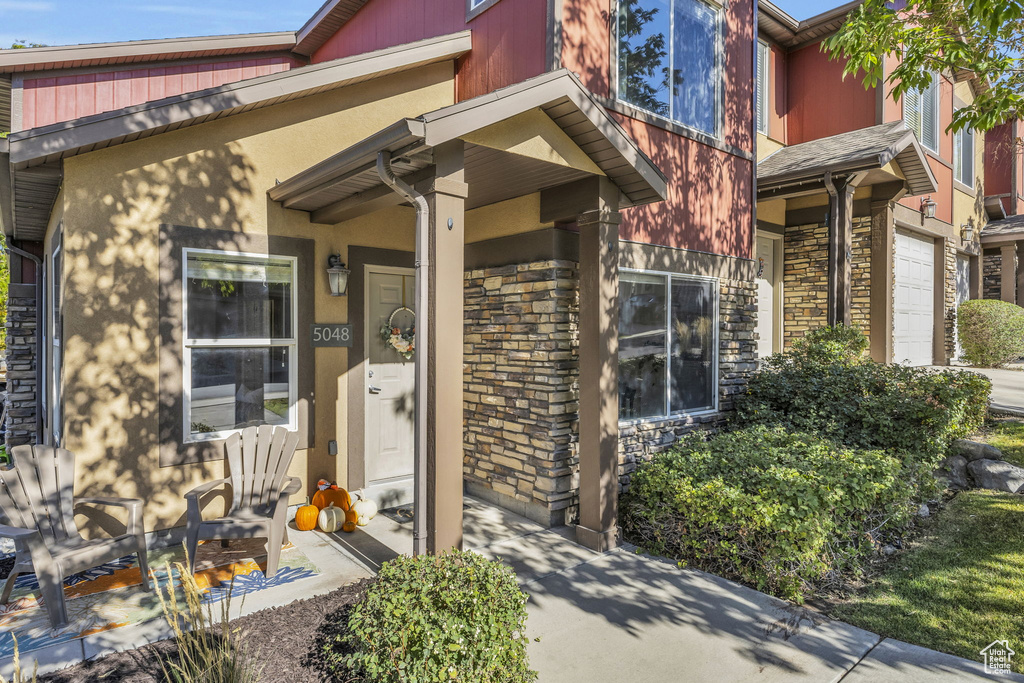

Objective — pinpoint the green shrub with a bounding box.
[332,550,536,683]
[958,299,1024,368]
[621,427,915,600]
[789,323,870,365]
[737,326,990,463]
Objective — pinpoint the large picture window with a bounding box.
[954,124,974,187]
[904,73,939,152]
[183,250,297,442]
[616,0,721,136]
[618,271,718,421]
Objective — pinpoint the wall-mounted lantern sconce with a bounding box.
[921,196,938,219]
[960,219,975,243]
[327,254,350,297]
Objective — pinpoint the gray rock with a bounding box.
[952,439,1004,462]
[881,544,897,556]
[967,459,1024,493]
[917,503,930,517]
[935,455,970,490]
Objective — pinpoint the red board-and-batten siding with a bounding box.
[20,56,300,130]
[314,0,756,260]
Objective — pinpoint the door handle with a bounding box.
[368,385,382,394]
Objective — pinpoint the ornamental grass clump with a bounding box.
[622,427,915,601]
[329,550,536,683]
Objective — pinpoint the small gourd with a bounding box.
[317,503,345,533]
[352,494,378,527]
[341,507,359,533]
[295,498,319,532]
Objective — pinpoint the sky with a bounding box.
[0,0,843,49]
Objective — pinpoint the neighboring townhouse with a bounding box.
[980,118,1023,305]
[0,0,758,552]
[754,0,986,366]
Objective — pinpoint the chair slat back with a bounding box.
[224,426,299,514]
[0,445,80,543]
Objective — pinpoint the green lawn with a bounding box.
[982,419,1024,468]
[830,490,1024,673]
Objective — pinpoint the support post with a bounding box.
[575,178,620,553]
[1001,244,1017,304]
[424,140,468,554]
[825,174,858,327]
[868,199,895,363]
[1017,241,1024,306]
[968,254,982,300]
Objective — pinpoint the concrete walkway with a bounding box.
[934,363,1024,415]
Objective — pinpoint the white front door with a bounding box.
[893,231,935,366]
[756,236,777,358]
[955,255,970,359]
[365,267,416,499]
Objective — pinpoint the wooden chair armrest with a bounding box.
[281,477,302,496]
[0,524,39,541]
[184,477,231,528]
[183,478,231,500]
[75,497,147,537]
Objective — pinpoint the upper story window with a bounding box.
[183,250,297,442]
[903,73,939,152]
[618,271,718,421]
[756,40,770,135]
[616,0,722,136]
[954,124,975,187]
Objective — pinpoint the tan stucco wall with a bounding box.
[58,64,460,532]
[951,81,987,236]
[756,133,784,162]
[56,60,565,532]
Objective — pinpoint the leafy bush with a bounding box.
[789,323,869,365]
[621,427,916,600]
[737,326,991,463]
[958,299,1024,368]
[332,550,535,683]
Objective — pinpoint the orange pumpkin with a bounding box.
[295,500,319,531]
[312,486,351,511]
[341,507,359,533]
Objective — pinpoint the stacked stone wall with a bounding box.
[5,284,38,446]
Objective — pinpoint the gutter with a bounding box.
[376,151,429,557]
[6,243,43,445]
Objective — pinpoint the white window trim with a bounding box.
[756,40,770,136]
[904,72,940,153]
[618,267,720,426]
[954,124,974,188]
[614,0,725,140]
[182,247,299,444]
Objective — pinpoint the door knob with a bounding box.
[368,385,382,394]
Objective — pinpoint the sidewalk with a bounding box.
[936,363,1024,416]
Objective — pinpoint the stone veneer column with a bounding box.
[1000,244,1018,304]
[5,283,39,446]
[941,238,958,363]
[983,250,1002,300]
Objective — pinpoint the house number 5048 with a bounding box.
[311,324,353,347]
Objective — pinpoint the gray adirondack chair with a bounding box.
[184,425,301,578]
[0,445,150,629]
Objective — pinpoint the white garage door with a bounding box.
[894,231,935,366]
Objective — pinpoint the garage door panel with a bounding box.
[893,231,934,366]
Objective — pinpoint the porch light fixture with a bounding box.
[961,219,975,242]
[327,254,350,297]
[921,196,938,219]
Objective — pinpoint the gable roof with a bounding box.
[0,32,298,74]
[758,121,937,196]
[294,0,373,56]
[269,69,667,220]
[8,31,472,170]
[759,0,862,49]
[981,213,1024,243]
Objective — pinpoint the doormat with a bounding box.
[0,538,320,659]
[378,502,471,525]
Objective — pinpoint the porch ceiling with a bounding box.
[269,70,668,221]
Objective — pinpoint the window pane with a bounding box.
[618,0,671,118]
[672,0,718,134]
[669,278,715,412]
[619,274,668,419]
[189,346,291,436]
[186,254,293,340]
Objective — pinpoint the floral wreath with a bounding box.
[380,306,415,359]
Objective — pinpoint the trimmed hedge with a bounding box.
[329,551,536,683]
[621,427,915,600]
[957,299,1024,368]
[736,327,991,463]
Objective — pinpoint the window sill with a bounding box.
[953,179,976,196]
[619,407,719,428]
[597,96,753,162]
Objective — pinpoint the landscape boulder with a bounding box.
[952,439,1004,462]
[967,459,1024,494]
[936,455,970,490]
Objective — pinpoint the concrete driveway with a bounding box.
[935,364,1024,415]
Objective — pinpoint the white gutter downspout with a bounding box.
[376,151,429,557]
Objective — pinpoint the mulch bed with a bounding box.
[40,579,374,683]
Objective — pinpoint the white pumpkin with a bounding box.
[352,495,378,527]
[317,502,345,533]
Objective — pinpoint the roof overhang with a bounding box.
[0,32,299,74]
[758,0,862,50]
[269,69,668,223]
[294,0,372,57]
[757,123,938,201]
[982,214,1024,245]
